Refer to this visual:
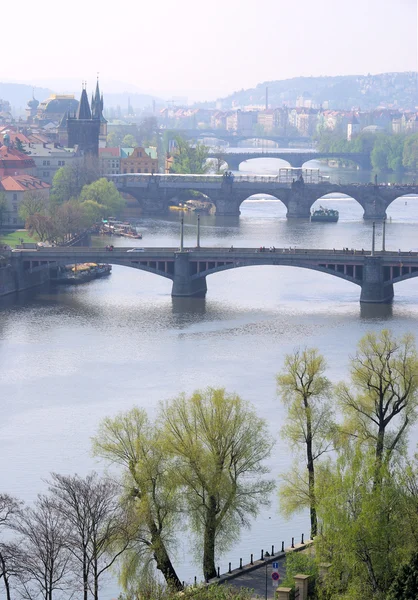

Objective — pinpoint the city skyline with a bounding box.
[2,0,417,102]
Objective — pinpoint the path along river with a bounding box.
[1,154,418,596]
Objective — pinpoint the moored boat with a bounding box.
[53,263,112,285]
[311,206,339,222]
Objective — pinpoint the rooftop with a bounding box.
[0,174,50,192]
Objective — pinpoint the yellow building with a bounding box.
[120,147,158,174]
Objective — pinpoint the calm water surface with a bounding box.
[1,157,418,595]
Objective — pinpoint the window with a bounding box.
[43,160,50,166]
[12,204,17,212]
[13,193,17,201]
[57,160,65,166]
[13,218,17,224]
[43,171,49,177]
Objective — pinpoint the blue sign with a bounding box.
[272,562,279,569]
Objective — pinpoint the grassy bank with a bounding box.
[0,230,36,246]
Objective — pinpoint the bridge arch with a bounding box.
[310,191,364,220]
[190,260,362,288]
[238,193,288,216]
[385,192,418,215]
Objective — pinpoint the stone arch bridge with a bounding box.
[12,246,418,304]
[107,174,418,220]
[207,150,372,170]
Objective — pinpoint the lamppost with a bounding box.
[180,217,184,252]
[372,221,376,256]
[382,217,386,252]
[197,214,200,249]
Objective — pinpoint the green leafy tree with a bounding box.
[276,348,333,538]
[403,133,418,171]
[170,136,210,174]
[14,138,27,154]
[51,158,99,205]
[161,388,274,581]
[92,408,184,592]
[121,135,138,148]
[106,131,123,147]
[316,448,408,600]
[80,178,125,217]
[80,200,105,227]
[336,330,418,474]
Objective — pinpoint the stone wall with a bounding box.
[0,264,50,297]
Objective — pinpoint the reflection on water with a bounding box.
[2,156,418,595]
[360,303,394,320]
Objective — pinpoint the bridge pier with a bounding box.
[172,253,207,297]
[360,257,394,303]
[361,193,388,220]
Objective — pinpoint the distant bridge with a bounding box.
[12,246,418,304]
[166,129,312,147]
[207,150,372,170]
[107,174,418,220]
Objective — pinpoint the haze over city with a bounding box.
[2,0,418,101]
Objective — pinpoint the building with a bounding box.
[36,94,79,126]
[23,143,77,184]
[67,84,101,156]
[26,93,39,123]
[347,113,361,141]
[0,141,36,176]
[99,147,121,175]
[0,174,50,228]
[120,147,158,174]
[226,110,255,136]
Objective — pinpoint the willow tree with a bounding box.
[92,408,183,591]
[161,388,274,582]
[277,348,333,538]
[337,330,418,476]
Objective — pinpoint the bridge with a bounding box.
[11,246,418,304]
[163,128,312,148]
[107,174,418,220]
[206,150,372,170]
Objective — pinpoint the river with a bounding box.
[1,154,418,596]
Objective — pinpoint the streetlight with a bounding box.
[382,217,386,252]
[180,217,184,252]
[372,222,376,256]
[197,214,200,249]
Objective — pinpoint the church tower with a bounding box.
[91,79,107,148]
[67,83,100,155]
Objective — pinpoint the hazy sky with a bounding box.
[4,0,418,101]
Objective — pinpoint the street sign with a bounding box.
[272,572,280,581]
[272,581,279,588]
[272,562,279,569]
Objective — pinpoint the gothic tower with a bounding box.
[67,84,100,155]
[91,79,107,148]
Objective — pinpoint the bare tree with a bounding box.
[0,495,22,600]
[48,472,130,600]
[13,495,72,600]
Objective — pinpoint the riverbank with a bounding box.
[0,262,50,297]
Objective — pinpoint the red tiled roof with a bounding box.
[0,145,34,161]
[0,175,50,192]
[99,147,120,157]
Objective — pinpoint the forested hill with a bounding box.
[209,72,418,111]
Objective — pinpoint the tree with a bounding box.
[26,213,56,242]
[80,178,125,217]
[51,158,99,205]
[92,408,184,591]
[0,192,7,229]
[18,191,47,223]
[0,495,22,600]
[337,330,418,474]
[122,135,138,148]
[106,131,123,148]
[48,472,130,600]
[387,552,418,600]
[15,138,27,154]
[14,495,71,600]
[316,447,407,600]
[161,388,274,582]
[170,136,210,174]
[276,348,333,538]
[52,201,84,242]
[138,117,158,147]
[210,147,227,174]
[80,200,105,227]
[403,133,418,171]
